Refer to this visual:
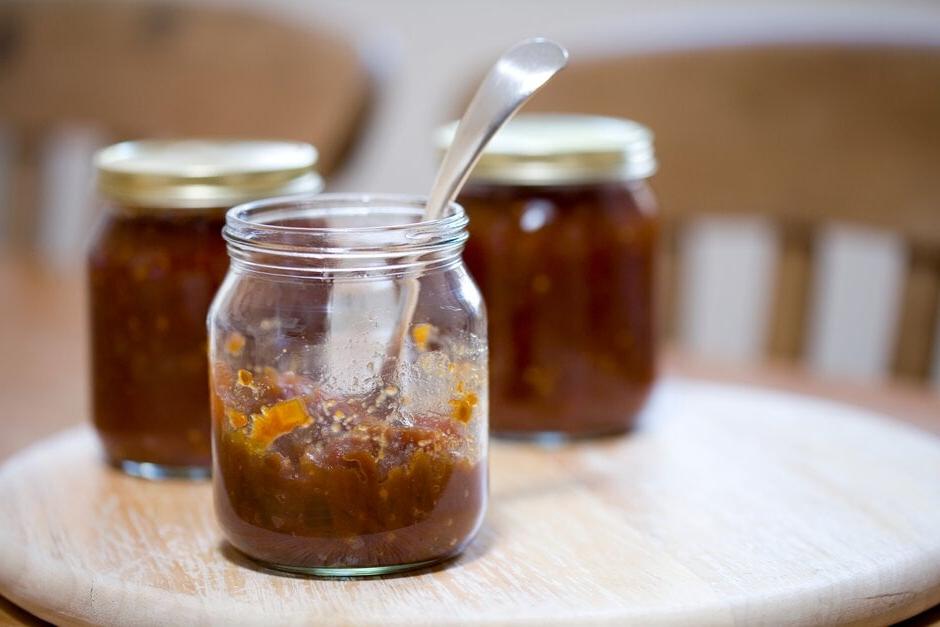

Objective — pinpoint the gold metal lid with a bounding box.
[95,139,324,209]
[435,113,656,185]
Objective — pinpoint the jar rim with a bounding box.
[227,193,466,236]
[223,193,469,271]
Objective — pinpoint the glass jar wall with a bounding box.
[208,194,488,576]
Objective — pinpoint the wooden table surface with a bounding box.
[1,257,939,626]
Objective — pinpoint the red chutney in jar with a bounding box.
[89,208,228,470]
[89,140,322,477]
[211,364,485,571]
[439,114,659,437]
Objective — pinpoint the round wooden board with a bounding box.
[1,378,939,626]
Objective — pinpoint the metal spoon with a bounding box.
[381,38,568,382]
[426,38,569,220]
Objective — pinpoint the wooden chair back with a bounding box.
[0,1,371,252]
[523,43,940,382]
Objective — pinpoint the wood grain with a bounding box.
[5,132,40,252]
[0,259,87,463]
[656,218,681,342]
[526,45,940,244]
[0,1,371,250]
[666,351,940,440]
[2,261,939,624]
[893,245,940,381]
[767,220,813,362]
[1,380,939,626]
[0,2,369,175]
[521,44,940,380]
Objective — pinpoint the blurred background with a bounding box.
[1,0,939,389]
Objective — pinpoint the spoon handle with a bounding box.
[380,38,567,386]
[424,38,568,220]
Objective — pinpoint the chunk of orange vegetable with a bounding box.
[226,408,249,429]
[225,332,246,356]
[236,369,254,387]
[449,391,478,424]
[412,323,433,351]
[249,398,311,448]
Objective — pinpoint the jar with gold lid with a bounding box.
[436,114,658,438]
[89,140,323,479]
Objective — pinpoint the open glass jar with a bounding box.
[437,114,658,438]
[208,194,488,576]
[89,140,322,479]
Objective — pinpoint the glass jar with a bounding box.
[89,140,323,479]
[437,114,658,438]
[208,194,488,576]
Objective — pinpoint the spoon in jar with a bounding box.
[380,38,569,382]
